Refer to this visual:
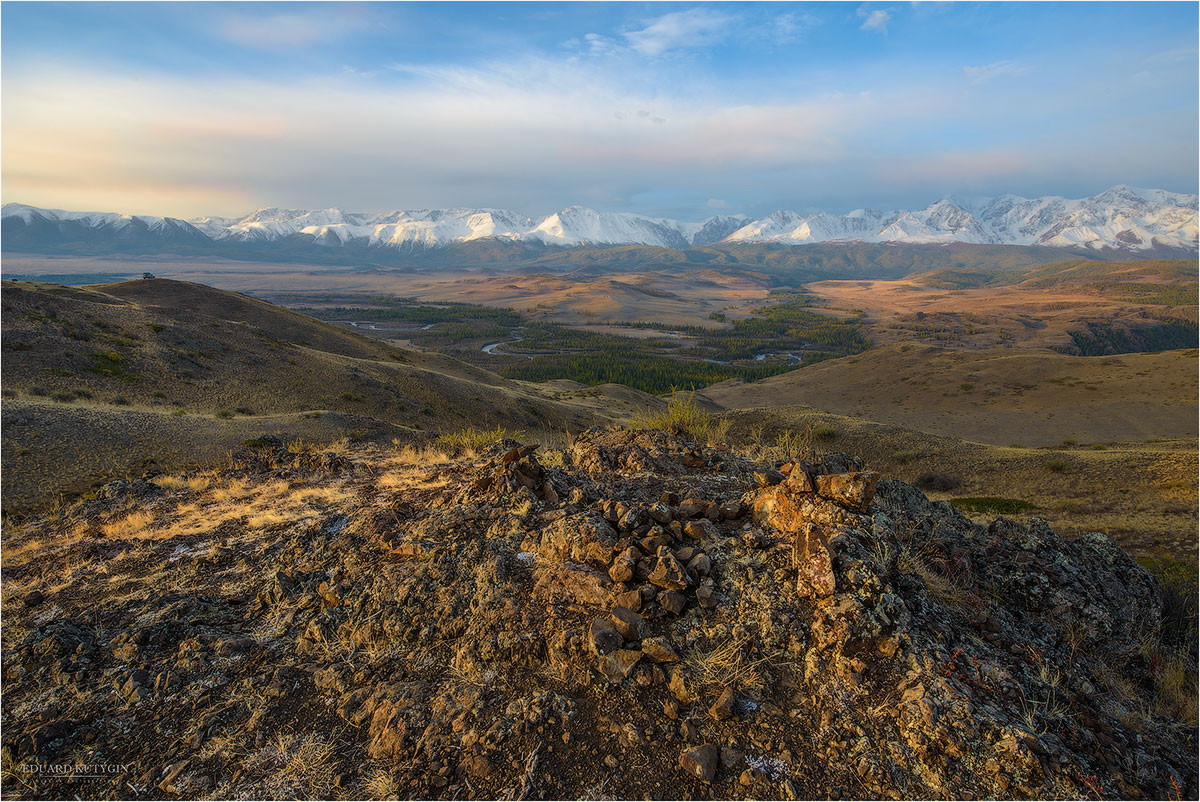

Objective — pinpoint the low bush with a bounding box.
[915,472,961,492]
[950,497,1036,515]
[437,426,524,451]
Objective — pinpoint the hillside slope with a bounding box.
[1,427,1194,799]
[706,344,1198,447]
[1,279,660,511]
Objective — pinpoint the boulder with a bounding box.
[683,519,719,540]
[610,606,644,641]
[815,472,880,513]
[708,687,736,721]
[599,649,643,681]
[793,523,837,598]
[659,590,687,615]
[679,744,720,783]
[649,547,689,590]
[641,637,680,663]
[589,618,624,655]
[535,563,617,608]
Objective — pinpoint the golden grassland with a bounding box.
[706,345,1198,447]
[717,405,1197,562]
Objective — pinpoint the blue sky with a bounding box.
[2,2,1197,219]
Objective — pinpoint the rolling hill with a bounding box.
[706,343,1198,447]
[0,278,662,512]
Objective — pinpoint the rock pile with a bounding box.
[1,425,1194,799]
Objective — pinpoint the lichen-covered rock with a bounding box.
[815,471,880,512]
[1,427,1192,802]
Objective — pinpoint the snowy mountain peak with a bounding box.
[4,187,1195,254]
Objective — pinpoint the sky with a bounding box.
[2,1,1197,220]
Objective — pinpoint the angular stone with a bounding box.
[659,590,687,615]
[609,546,639,583]
[815,471,880,513]
[751,485,806,534]
[793,523,837,598]
[648,502,673,524]
[536,514,618,564]
[709,687,736,721]
[785,469,815,493]
[589,618,624,655]
[718,501,745,520]
[740,767,768,786]
[618,506,647,532]
[677,498,709,518]
[696,579,717,610]
[599,649,643,681]
[535,562,617,608]
[610,606,644,641]
[669,669,695,704]
[686,553,712,578]
[649,547,689,590]
[615,589,642,612]
[640,529,672,554]
[754,469,784,488]
[683,519,719,540]
[679,744,720,783]
[641,636,680,663]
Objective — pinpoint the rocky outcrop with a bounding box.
[0,427,1193,800]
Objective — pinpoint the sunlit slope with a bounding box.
[1,279,658,510]
[706,344,1198,447]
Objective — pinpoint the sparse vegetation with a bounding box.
[437,426,524,452]
[1045,457,1073,474]
[631,391,713,440]
[950,497,1036,515]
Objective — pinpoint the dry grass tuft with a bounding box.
[100,510,156,539]
[437,426,522,452]
[155,474,213,493]
[363,766,400,800]
[238,731,341,799]
[632,390,716,441]
[684,637,769,691]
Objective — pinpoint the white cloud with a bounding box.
[3,49,1192,219]
[706,198,730,209]
[623,8,734,56]
[858,8,893,33]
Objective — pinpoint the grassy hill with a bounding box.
[706,343,1198,447]
[1,279,663,512]
[713,404,1196,562]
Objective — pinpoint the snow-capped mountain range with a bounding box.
[3,186,1196,254]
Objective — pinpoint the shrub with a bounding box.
[891,449,917,465]
[960,383,974,391]
[151,390,167,399]
[915,472,961,492]
[950,497,1035,515]
[1045,457,1072,474]
[216,409,234,419]
[437,426,524,451]
[631,390,713,440]
[812,425,838,441]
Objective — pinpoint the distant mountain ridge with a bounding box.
[4,185,1196,255]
